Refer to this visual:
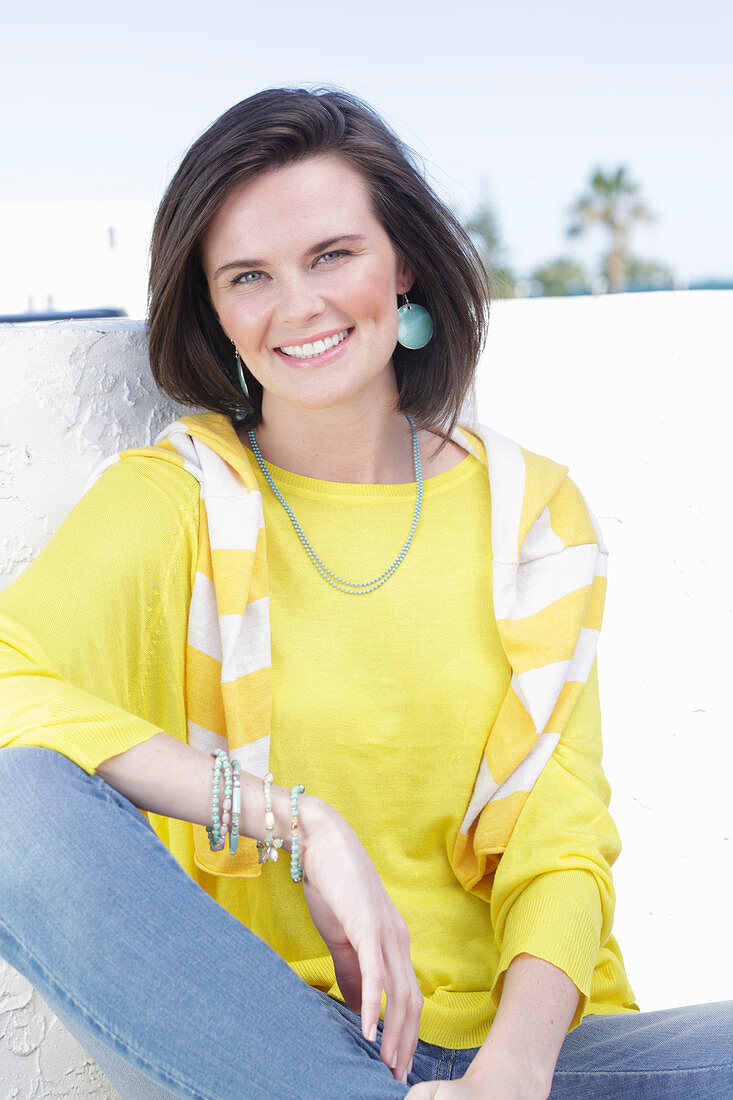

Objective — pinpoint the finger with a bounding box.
[330,941,363,1014]
[357,939,386,1043]
[379,929,423,1080]
[382,980,422,1082]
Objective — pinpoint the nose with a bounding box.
[275,273,325,329]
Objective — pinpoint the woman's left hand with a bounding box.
[405,1060,550,1099]
[405,1081,482,1098]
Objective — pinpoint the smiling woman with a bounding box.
[0,86,731,1100]
[147,89,487,453]
[201,157,416,460]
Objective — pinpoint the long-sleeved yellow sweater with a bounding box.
[0,424,637,1048]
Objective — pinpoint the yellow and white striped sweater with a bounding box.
[88,412,607,897]
[1,410,637,1044]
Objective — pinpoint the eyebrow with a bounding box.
[211,234,367,280]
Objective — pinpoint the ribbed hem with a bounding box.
[415,992,494,1048]
[292,955,495,1049]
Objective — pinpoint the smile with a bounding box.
[278,329,351,359]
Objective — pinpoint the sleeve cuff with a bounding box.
[493,869,603,1030]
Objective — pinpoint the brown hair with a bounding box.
[148,87,490,435]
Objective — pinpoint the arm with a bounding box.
[407,667,618,1099]
[461,953,578,1098]
[0,456,200,769]
[406,954,576,1099]
[97,725,422,1083]
[95,727,323,852]
[489,661,619,1027]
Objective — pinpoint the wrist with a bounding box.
[464,1045,552,1100]
[268,784,329,856]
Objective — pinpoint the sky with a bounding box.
[2,0,732,283]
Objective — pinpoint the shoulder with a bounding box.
[71,452,201,565]
[454,422,567,481]
[454,421,603,554]
[86,447,201,516]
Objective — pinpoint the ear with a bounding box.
[396,258,415,296]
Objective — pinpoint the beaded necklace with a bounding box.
[247,415,423,595]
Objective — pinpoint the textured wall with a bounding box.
[0,966,121,1098]
[1,319,189,1097]
[1,319,189,587]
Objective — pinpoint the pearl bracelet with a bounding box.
[256,772,284,864]
[228,760,241,854]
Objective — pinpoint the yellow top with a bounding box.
[0,423,637,1048]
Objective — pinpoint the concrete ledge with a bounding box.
[1,319,188,585]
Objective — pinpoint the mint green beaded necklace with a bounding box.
[247,415,423,595]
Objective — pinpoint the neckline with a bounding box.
[248,449,480,499]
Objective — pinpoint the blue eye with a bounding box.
[318,250,348,263]
[232,271,263,286]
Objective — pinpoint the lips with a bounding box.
[278,328,352,359]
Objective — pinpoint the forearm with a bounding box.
[466,954,579,1097]
[96,730,326,851]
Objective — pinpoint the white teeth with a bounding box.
[280,329,350,359]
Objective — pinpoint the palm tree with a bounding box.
[464,195,517,298]
[567,167,656,292]
[622,254,675,290]
[529,257,589,297]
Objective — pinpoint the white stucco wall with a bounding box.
[472,290,732,1015]
[1,321,188,1098]
[1,295,731,1094]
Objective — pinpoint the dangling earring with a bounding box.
[397,293,433,349]
[231,340,250,399]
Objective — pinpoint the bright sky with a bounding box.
[2,0,731,281]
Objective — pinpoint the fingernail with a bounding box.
[408,1057,413,1076]
[390,1051,398,1069]
[368,1024,377,1043]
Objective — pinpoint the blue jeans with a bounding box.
[1,748,731,1099]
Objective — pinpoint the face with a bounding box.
[202,155,413,421]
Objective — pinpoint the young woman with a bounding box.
[0,88,730,1100]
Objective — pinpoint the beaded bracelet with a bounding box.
[290,783,305,884]
[256,772,284,864]
[228,760,241,855]
[206,749,232,852]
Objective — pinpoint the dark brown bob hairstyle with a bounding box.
[148,86,490,434]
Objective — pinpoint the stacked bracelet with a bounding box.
[228,760,241,855]
[206,749,232,852]
[256,772,284,864]
[290,783,305,884]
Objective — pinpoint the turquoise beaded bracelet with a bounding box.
[206,749,232,852]
[290,783,305,884]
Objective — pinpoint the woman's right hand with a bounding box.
[299,800,423,1085]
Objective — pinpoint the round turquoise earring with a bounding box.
[397,293,433,349]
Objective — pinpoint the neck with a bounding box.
[245,396,418,484]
